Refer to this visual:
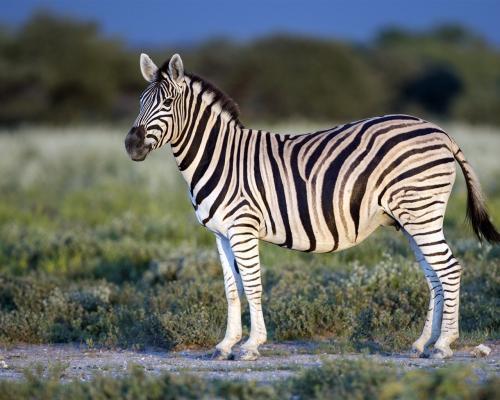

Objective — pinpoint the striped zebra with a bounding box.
[125,53,500,361]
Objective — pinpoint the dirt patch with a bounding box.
[1,342,498,383]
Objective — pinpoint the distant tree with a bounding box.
[373,24,500,125]
[402,64,463,116]
[0,12,138,125]
[1,14,500,127]
[190,35,389,123]
[376,24,486,48]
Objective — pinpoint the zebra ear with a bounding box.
[140,53,158,82]
[168,54,184,83]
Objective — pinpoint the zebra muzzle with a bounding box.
[125,125,151,161]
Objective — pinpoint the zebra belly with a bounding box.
[260,228,377,253]
[260,207,386,253]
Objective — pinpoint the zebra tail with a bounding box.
[452,141,500,243]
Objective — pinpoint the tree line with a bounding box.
[1,12,500,127]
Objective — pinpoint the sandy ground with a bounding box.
[0,342,498,383]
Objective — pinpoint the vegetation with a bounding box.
[1,13,500,126]
[1,10,499,400]
[0,125,498,352]
[0,359,498,400]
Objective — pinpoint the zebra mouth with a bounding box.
[131,153,148,162]
[131,145,152,161]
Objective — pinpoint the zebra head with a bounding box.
[125,53,185,161]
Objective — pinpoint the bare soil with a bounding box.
[1,342,498,383]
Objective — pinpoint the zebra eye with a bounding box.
[164,98,173,107]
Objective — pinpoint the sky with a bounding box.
[1,0,500,47]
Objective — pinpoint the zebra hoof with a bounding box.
[430,347,453,359]
[211,348,234,361]
[409,348,424,359]
[411,347,431,359]
[420,350,431,358]
[236,348,260,361]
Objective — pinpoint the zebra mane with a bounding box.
[158,58,242,126]
[185,72,242,127]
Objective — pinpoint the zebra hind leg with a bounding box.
[404,230,443,358]
[398,221,461,358]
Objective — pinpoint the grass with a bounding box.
[0,124,498,395]
[0,359,498,400]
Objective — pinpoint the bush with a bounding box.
[0,249,497,351]
[0,128,497,350]
[0,360,497,400]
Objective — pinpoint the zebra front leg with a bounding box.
[213,236,243,360]
[228,228,266,361]
[405,231,443,358]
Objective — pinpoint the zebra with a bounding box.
[125,53,500,361]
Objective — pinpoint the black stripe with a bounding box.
[195,119,230,204]
[395,195,433,208]
[190,115,221,193]
[438,270,461,279]
[242,132,261,213]
[172,80,198,151]
[406,220,443,232]
[290,138,316,252]
[405,215,443,226]
[225,132,245,206]
[423,249,449,257]
[406,200,445,211]
[202,129,238,225]
[233,245,258,254]
[266,134,293,248]
[418,239,447,247]
[232,223,258,229]
[254,132,276,235]
[418,171,454,181]
[223,200,248,220]
[178,100,214,171]
[232,237,256,246]
[237,213,261,222]
[433,261,460,272]
[430,254,455,266]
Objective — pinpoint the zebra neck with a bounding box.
[170,105,243,197]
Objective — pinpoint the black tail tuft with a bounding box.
[456,147,500,243]
[465,187,500,243]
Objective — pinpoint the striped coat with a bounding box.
[125,53,500,361]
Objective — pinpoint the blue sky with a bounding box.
[2,0,499,47]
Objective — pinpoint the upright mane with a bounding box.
[159,57,242,127]
[186,72,243,127]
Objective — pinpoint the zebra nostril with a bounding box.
[136,125,146,140]
[127,126,146,141]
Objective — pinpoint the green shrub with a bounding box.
[0,360,497,400]
[289,359,393,399]
[1,251,497,351]
[0,128,498,350]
